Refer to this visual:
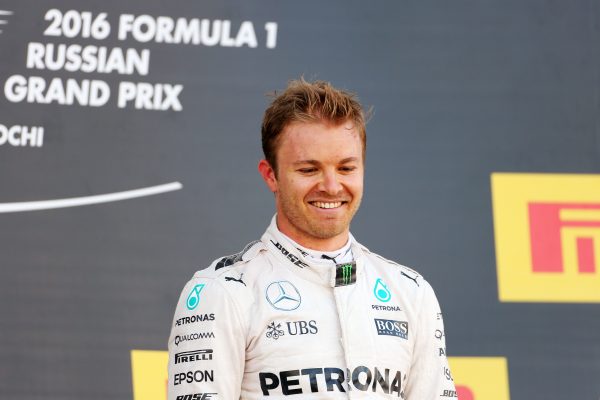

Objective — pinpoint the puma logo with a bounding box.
[225,273,246,286]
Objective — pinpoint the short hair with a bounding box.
[261,78,367,172]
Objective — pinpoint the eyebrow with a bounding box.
[292,157,359,166]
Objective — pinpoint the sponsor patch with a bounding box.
[335,262,356,286]
[174,349,213,364]
[186,284,205,310]
[374,318,408,339]
[174,332,215,346]
[265,281,302,311]
[491,173,600,302]
[175,314,215,326]
[373,278,391,302]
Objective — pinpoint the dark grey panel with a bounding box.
[1,1,599,399]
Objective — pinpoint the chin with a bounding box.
[310,224,347,240]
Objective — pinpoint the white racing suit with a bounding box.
[168,218,456,399]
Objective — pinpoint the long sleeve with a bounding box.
[404,281,456,399]
[168,275,247,400]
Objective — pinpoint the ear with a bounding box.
[258,159,278,193]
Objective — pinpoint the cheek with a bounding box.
[346,175,364,192]
[287,176,315,193]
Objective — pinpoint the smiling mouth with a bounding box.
[309,201,346,209]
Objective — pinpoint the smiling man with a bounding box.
[168,79,456,399]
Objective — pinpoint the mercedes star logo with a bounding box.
[265,281,301,311]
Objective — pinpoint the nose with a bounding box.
[318,169,343,195]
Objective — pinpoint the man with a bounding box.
[168,79,456,399]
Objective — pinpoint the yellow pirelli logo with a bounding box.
[491,173,600,302]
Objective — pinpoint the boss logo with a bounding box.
[374,318,408,339]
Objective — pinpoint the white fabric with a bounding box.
[168,216,456,399]
[280,224,354,265]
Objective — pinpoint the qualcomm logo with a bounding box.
[0,182,182,213]
[265,281,301,311]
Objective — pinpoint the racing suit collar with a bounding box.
[262,215,364,288]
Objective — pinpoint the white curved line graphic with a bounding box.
[0,182,183,213]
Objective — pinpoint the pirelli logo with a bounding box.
[491,173,600,303]
[528,202,599,274]
[174,349,213,364]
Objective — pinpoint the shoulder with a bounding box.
[359,246,444,322]
[172,240,268,328]
[192,239,267,281]
[358,243,425,287]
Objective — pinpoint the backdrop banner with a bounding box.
[1,1,599,399]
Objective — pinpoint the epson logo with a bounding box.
[173,370,214,385]
[374,319,408,340]
[174,349,213,364]
[175,314,215,326]
[174,332,215,346]
[271,240,309,268]
[176,394,217,400]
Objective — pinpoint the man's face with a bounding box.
[259,120,364,250]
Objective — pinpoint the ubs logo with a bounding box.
[286,320,318,336]
[265,320,318,340]
[265,281,302,311]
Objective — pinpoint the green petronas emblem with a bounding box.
[186,284,205,310]
[374,278,391,302]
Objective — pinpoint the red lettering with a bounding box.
[529,202,600,273]
[456,385,474,400]
[577,237,595,273]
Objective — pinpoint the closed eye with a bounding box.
[297,168,318,174]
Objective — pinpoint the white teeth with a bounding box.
[312,201,342,209]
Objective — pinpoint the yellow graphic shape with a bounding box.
[448,357,510,400]
[491,173,600,302]
[131,350,168,400]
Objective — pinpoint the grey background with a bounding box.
[1,1,599,399]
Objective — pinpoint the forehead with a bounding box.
[276,121,363,162]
